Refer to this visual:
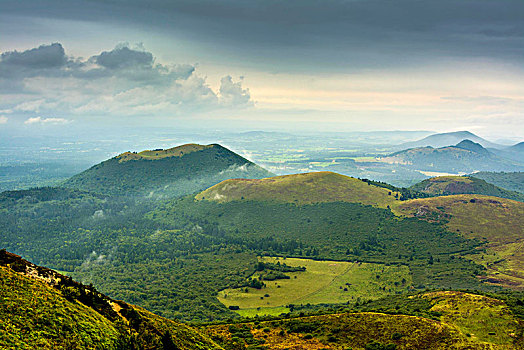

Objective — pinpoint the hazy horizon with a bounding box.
[1,0,523,140]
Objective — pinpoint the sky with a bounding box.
[0,0,523,140]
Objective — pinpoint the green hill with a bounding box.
[471,172,524,194]
[63,143,273,198]
[410,175,524,202]
[196,171,401,208]
[0,249,222,350]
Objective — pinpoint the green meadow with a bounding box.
[218,257,412,316]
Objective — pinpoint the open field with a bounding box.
[217,257,412,316]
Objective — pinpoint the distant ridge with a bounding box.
[397,131,502,149]
[471,171,524,194]
[383,140,523,174]
[63,143,273,198]
[492,141,524,163]
[508,141,524,152]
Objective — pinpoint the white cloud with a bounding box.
[24,116,71,125]
[0,116,7,124]
[1,43,253,119]
[219,75,252,106]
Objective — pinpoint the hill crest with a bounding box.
[116,143,213,162]
[455,139,490,155]
[196,171,401,207]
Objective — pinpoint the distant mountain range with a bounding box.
[63,143,273,198]
[382,139,524,174]
[396,131,504,150]
[491,141,524,163]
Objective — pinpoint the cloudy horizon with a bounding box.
[1,0,523,140]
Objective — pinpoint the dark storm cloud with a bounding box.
[1,43,66,69]
[0,43,194,85]
[94,46,154,70]
[1,0,523,70]
[0,43,80,80]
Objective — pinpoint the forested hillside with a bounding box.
[472,172,524,194]
[63,144,273,198]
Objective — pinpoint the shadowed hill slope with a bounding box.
[63,143,273,198]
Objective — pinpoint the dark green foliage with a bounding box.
[153,197,487,290]
[360,178,429,201]
[471,172,524,194]
[284,319,321,333]
[255,261,305,281]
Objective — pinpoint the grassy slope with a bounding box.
[397,195,524,288]
[218,257,411,316]
[205,291,524,349]
[0,250,223,350]
[422,291,522,346]
[0,265,121,349]
[196,171,401,208]
[410,175,524,202]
